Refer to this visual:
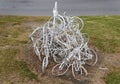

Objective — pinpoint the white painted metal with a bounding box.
[30,1,98,80]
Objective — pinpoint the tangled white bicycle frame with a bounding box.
[30,2,98,80]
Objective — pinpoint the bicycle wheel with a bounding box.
[85,49,98,66]
[52,63,69,76]
[72,64,88,80]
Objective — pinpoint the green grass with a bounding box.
[105,71,120,84]
[16,61,38,80]
[0,48,38,80]
[81,16,120,53]
[0,15,50,46]
[0,15,50,23]
[0,48,19,74]
[0,15,119,53]
[0,27,28,46]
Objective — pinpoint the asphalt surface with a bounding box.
[0,0,120,16]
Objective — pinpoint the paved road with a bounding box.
[0,0,120,16]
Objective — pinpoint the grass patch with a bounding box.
[0,16,25,25]
[0,15,50,46]
[0,48,19,74]
[81,16,120,53]
[16,61,38,80]
[0,15,119,53]
[0,48,38,80]
[105,71,120,84]
[0,15,50,25]
[0,26,29,46]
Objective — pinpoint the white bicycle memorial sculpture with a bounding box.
[30,2,98,80]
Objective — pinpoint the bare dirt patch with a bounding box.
[20,44,120,84]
